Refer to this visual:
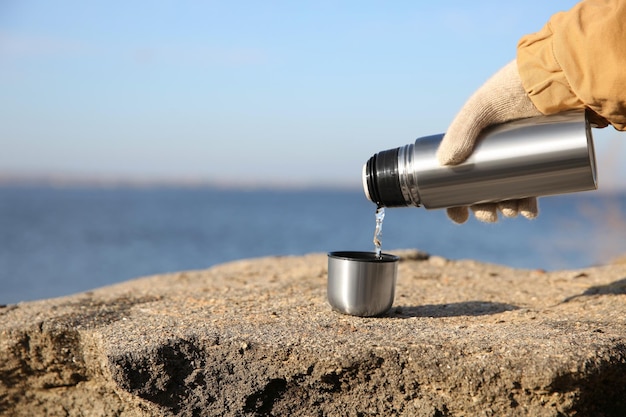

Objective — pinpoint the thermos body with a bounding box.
[363,111,598,209]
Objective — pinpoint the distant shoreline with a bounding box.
[2,173,623,195]
[0,173,361,192]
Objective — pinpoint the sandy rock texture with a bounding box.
[1,250,626,416]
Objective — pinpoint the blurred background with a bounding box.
[1,1,625,304]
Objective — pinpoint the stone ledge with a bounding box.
[1,250,626,416]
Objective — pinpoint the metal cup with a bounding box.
[327,251,399,317]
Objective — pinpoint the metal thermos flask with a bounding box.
[362,111,598,209]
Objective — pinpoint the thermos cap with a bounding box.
[327,251,399,317]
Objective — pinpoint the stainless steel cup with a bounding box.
[327,251,399,317]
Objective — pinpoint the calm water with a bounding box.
[1,186,625,304]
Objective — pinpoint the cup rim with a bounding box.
[328,251,399,263]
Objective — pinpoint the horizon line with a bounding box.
[0,172,362,191]
[2,172,624,195]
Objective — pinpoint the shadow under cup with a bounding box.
[327,251,399,317]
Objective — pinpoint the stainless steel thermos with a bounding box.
[362,111,598,209]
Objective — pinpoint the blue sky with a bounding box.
[1,1,624,188]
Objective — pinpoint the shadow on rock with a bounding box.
[564,277,626,303]
[550,343,626,416]
[389,301,519,318]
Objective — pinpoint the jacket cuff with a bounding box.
[517,22,584,115]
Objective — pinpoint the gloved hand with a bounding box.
[436,60,543,224]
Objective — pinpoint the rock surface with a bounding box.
[1,250,626,416]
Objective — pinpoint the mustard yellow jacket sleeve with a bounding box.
[517,0,626,130]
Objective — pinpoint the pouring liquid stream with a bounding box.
[373,206,385,258]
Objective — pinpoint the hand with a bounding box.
[436,60,543,224]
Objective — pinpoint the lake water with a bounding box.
[1,186,625,304]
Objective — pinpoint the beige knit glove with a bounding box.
[437,60,543,224]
